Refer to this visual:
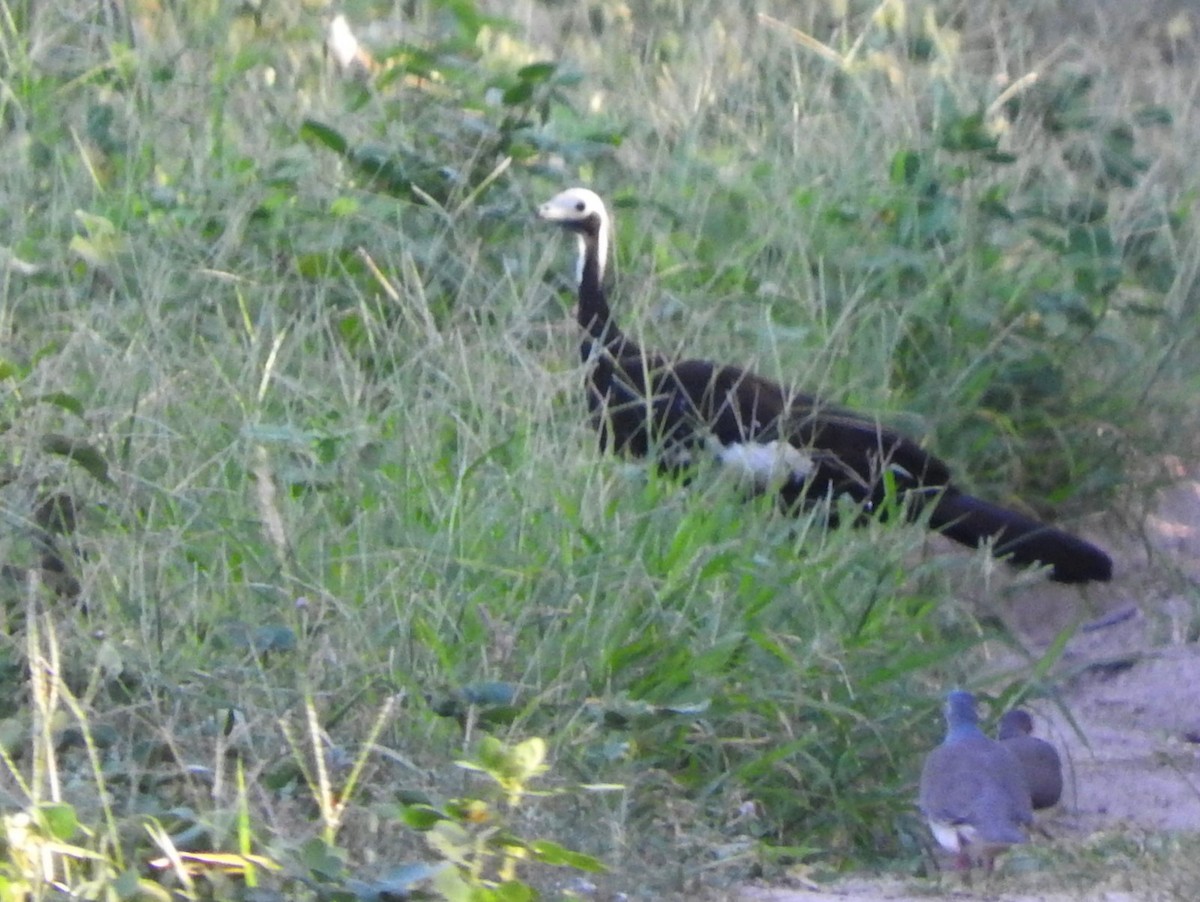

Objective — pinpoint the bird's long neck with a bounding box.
[575,222,629,357]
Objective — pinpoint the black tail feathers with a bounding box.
[928,491,1113,584]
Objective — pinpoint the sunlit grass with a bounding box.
[0,0,1197,897]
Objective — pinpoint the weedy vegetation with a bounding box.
[1,0,1198,898]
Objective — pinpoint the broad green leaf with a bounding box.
[501,81,533,105]
[40,434,113,485]
[529,840,605,872]
[35,392,85,417]
[298,119,348,154]
[395,788,433,807]
[516,61,557,82]
[431,864,473,902]
[299,837,345,881]
[509,737,547,781]
[492,881,536,901]
[37,803,78,842]
[889,149,921,186]
[400,803,446,830]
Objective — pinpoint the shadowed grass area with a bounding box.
[0,0,1198,897]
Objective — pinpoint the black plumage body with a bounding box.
[538,188,1112,584]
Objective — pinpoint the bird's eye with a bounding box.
[575,201,586,212]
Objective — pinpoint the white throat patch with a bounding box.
[574,212,608,287]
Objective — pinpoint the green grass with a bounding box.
[1,0,1198,897]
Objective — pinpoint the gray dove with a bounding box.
[919,690,1033,873]
[999,708,1064,810]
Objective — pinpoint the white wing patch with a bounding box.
[928,819,970,853]
[715,440,813,488]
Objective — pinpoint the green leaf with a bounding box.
[299,119,349,155]
[395,788,433,807]
[472,735,507,773]
[1099,123,1148,187]
[377,45,440,81]
[889,149,921,186]
[85,102,119,154]
[70,211,124,267]
[299,837,345,881]
[1067,224,1116,257]
[37,803,78,842]
[1063,197,1108,223]
[431,864,473,902]
[493,881,536,901]
[35,392,85,417]
[509,737,547,781]
[348,146,414,196]
[939,111,998,153]
[1133,104,1172,126]
[40,434,114,485]
[516,61,557,83]
[501,81,533,106]
[68,237,105,268]
[263,761,303,792]
[529,840,606,872]
[74,209,118,237]
[426,821,472,867]
[400,803,447,830]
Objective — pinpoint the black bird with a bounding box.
[537,188,1113,583]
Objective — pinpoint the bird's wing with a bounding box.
[611,358,954,503]
[781,402,952,491]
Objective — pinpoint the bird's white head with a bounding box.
[538,187,607,226]
[538,187,609,285]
